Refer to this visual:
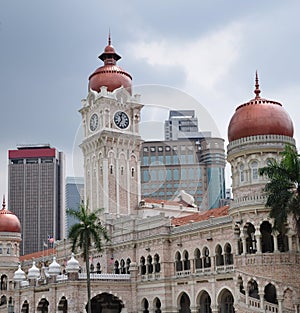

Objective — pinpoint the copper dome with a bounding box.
[88,36,132,94]
[0,199,21,233]
[228,73,294,142]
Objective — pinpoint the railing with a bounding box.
[235,252,300,267]
[78,273,130,280]
[216,265,234,273]
[176,270,191,277]
[265,301,278,313]
[141,272,161,281]
[249,297,260,309]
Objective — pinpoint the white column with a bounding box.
[115,158,120,216]
[102,158,109,213]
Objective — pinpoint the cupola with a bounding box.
[228,72,294,142]
[0,197,21,233]
[88,34,132,94]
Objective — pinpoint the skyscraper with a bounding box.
[65,176,84,235]
[8,144,65,255]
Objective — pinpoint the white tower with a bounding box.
[79,37,143,217]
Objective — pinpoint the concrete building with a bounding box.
[0,39,298,313]
[65,176,84,235]
[141,137,226,209]
[8,144,65,255]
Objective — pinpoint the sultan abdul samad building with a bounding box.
[0,37,299,313]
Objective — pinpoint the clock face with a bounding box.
[114,111,129,129]
[89,113,99,131]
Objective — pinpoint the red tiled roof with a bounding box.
[171,205,229,226]
[20,248,56,261]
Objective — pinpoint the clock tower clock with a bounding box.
[79,37,143,217]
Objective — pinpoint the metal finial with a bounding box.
[254,71,261,99]
[108,29,111,46]
[2,195,5,210]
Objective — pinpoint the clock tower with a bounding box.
[79,37,143,217]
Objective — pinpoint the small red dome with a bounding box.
[228,74,294,142]
[0,200,21,233]
[88,37,132,94]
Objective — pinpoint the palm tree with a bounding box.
[67,203,109,313]
[259,144,300,239]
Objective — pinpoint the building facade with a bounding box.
[141,137,226,209]
[65,176,84,235]
[8,144,65,255]
[0,40,298,313]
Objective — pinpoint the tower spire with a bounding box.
[2,195,5,210]
[108,29,111,46]
[254,70,261,99]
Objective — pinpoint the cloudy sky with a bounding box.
[1,1,300,196]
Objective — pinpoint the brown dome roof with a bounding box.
[88,36,132,94]
[228,73,294,142]
[0,199,21,233]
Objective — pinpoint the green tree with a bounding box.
[67,203,109,313]
[259,144,300,238]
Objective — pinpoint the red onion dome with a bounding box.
[88,35,132,95]
[0,198,21,233]
[228,73,294,142]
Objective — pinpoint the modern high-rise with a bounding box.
[141,136,226,209]
[8,144,65,255]
[65,176,84,235]
[164,110,211,140]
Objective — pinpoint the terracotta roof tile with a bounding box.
[171,205,229,226]
[20,248,56,261]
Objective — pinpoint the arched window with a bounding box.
[131,168,135,177]
[244,223,256,254]
[6,244,12,255]
[110,165,113,174]
[277,232,289,252]
[0,295,6,306]
[154,254,161,273]
[183,251,190,271]
[90,263,94,273]
[0,245,2,254]
[96,262,101,274]
[142,298,149,313]
[154,298,161,313]
[260,221,274,253]
[37,298,49,312]
[175,252,182,271]
[237,276,245,295]
[126,258,131,274]
[58,296,68,313]
[250,161,258,180]
[264,283,278,304]
[179,292,191,313]
[215,245,224,266]
[239,164,245,182]
[114,260,120,274]
[248,279,259,299]
[219,290,234,313]
[147,255,153,274]
[224,243,233,265]
[203,247,211,268]
[21,300,29,313]
[120,259,126,274]
[0,275,7,291]
[199,291,212,313]
[140,257,146,275]
[194,248,202,269]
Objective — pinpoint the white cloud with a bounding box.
[128,21,244,92]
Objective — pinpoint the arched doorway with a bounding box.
[58,296,68,313]
[218,289,234,313]
[89,293,124,313]
[264,283,278,304]
[179,292,191,313]
[21,300,29,313]
[37,298,49,313]
[153,298,161,313]
[198,291,212,313]
[141,298,149,313]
